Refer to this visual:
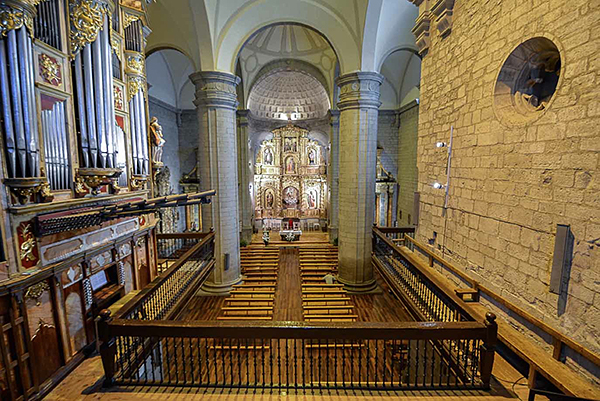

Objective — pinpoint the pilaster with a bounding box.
[336,72,383,293]
[237,109,253,243]
[327,110,340,242]
[190,71,242,295]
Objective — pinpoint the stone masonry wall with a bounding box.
[397,102,419,226]
[416,0,600,381]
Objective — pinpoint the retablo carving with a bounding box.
[69,0,114,56]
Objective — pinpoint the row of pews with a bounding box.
[300,246,358,323]
[217,247,280,320]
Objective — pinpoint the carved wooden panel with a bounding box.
[30,321,62,383]
[64,286,86,356]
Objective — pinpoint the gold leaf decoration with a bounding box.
[0,5,32,37]
[122,12,139,29]
[126,54,144,75]
[69,0,112,56]
[25,282,50,306]
[39,53,62,86]
[128,75,145,100]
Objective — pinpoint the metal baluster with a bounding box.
[277,338,281,388]
[349,337,353,387]
[253,338,257,385]
[229,337,233,386]
[414,338,419,387]
[301,338,305,387]
[358,336,362,387]
[221,337,226,384]
[325,339,329,387]
[293,338,298,389]
[285,338,289,388]
[333,338,337,386]
[180,337,186,384]
[163,337,171,383]
[382,339,386,388]
[366,339,370,388]
[341,338,345,387]
[309,339,313,387]
[262,337,266,387]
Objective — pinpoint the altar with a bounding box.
[279,230,302,241]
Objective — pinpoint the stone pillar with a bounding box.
[336,72,383,293]
[190,71,242,295]
[237,109,253,243]
[328,110,340,242]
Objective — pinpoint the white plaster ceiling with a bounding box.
[248,70,330,120]
[238,24,337,107]
[146,49,196,109]
[146,0,418,75]
[380,49,421,109]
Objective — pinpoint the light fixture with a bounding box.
[436,142,447,148]
[432,182,445,189]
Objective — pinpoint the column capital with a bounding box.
[336,71,384,111]
[237,109,249,127]
[0,0,40,38]
[190,71,240,110]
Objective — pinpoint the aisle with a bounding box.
[273,248,303,321]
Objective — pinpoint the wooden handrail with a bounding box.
[375,226,416,234]
[156,232,209,240]
[105,318,489,340]
[113,231,216,320]
[399,233,600,370]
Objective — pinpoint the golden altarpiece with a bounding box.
[254,124,327,231]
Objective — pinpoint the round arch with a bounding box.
[215,0,360,74]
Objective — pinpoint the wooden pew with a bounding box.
[302,297,352,306]
[217,316,273,321]
[302,289,346,297]
[230,290,274,298]
[222,306,274,316]
[226,298,274,306]
[304,305,355,314]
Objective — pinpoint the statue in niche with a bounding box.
[149,117,165,165]
[283,187,298,208]
[518,52,560,111]
[308,149,316,165]
[284,137,297,152]
[308,190,317,209]
[264,148,273,165]
[265,190,274,208]
[286,157,296,174]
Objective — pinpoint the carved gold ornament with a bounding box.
[20,224,36,262]
[39,53,62,86]
[122,12,139,29]
[128,75,145,100]
[126,54,144,75]
[74,176,87,195]
[69,0,113,56]
[114,84,124,110]
[25,282,50,306]
[111,36,119,53]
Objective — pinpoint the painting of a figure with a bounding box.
[264,148,273,165]
[308,190,318,209]
[283,186,299,208]
[265,190,274,208]
[285,157,296,173]
[308,149,316,165]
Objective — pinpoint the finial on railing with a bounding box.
[485,312,497,326]
[99,309,112,321]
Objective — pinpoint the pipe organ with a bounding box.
[0,1,160,399]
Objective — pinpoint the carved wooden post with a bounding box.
[98,309,116,387]
[480,312,498,389]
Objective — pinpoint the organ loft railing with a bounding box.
[97,232,498,391]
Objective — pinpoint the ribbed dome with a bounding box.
[248,71,330,120]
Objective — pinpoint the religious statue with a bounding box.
[149,116,165,165]
[264,148,273,165]
[283,187,298,207]
[308,190,317,209]
[308,149,316,165]
[286,157,295,173]
[266,191,274,208]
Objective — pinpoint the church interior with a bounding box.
[0,0,597,400]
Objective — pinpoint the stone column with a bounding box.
[190,71,242,294]
[336,72,383,293]
[237,109,253,243]
[328,110,340,242]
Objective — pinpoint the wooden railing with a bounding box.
[372,227,473,323]
[97,226,498,391]
[157,232,209,261]
[376,227,600,398]
[115,232,216,321]
[97,318,497,390]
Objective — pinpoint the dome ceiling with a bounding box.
[248,70,330,120]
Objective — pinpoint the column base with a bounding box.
[200,276,242,296]
[241,227,253,244]
[337,276,379,294]
[328,227,338,244]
